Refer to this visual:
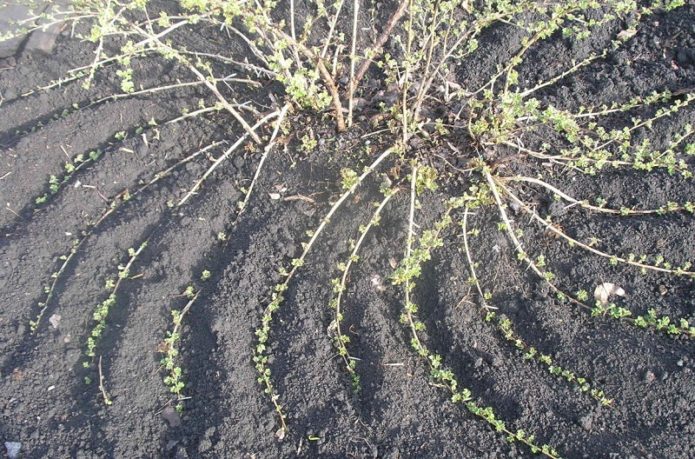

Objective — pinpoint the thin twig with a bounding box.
[321,0,346,59]
[173,292,199,338]
[178,110,281,206]
[98,356,112,405]
[238,104,291,213]
[131,23,263,144]
[277,29,347,132]
[289,0,302,68]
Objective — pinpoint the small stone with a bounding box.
[232,155,245,169]
[49,314,61,329]
[4,442,21,459]
[676,360,684,367]
[644,371,656,383]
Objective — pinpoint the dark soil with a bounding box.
[0,2,694,459]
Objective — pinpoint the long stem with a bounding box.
[320,0,346,59]
[287,147,394,285]
[505,176,689,216]
[238,104,291,213]
[496,179,695,277]
[31,140,225,332]
[331,189,397,381]
[403,164,421,347]
[289,0,302,68]
[255,145,395,435]
[347,0,359,128]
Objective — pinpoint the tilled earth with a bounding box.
[0,2,694,458]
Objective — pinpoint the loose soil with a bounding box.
[0,2,694,458]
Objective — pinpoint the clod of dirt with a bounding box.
[594,282,626,305]
[0,56,15,70]
[165,440,178,451]
[162,406,182,427]
[4,441,21,459]
[48,314,61,329]
[232,155,245,169]
[675,47,695,67]
[579,415,593,432]
[174,446,189,459]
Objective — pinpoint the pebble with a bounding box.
[644,370,656,383]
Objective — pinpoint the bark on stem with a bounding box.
[350,0,408,92]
